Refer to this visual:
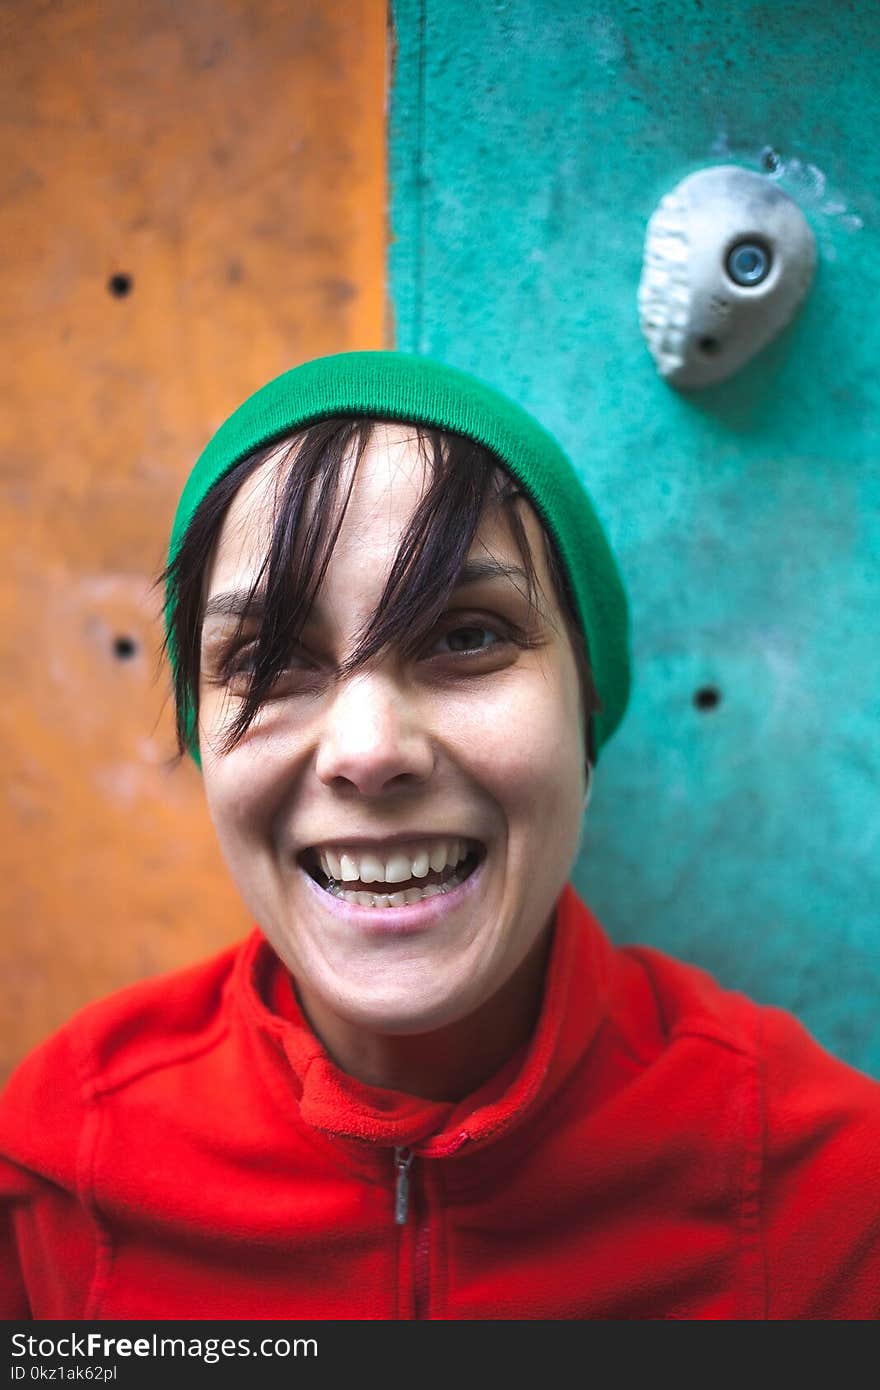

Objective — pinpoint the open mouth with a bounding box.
[300,841,485,910]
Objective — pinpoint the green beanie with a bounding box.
[166,350,631,765]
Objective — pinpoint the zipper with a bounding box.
[394,1146,414,1225]
[393,1146,431,1318]
[412,1210,431,1320]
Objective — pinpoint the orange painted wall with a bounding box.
[0,0,388,1082]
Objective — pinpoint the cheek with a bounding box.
[442,669,584,810]
[198,687,303,844]
[200,745,280,864]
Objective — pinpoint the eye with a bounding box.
[215,641,311,693]
[221,643,263,678]
[429,622,505,656]
[217,643,249,674]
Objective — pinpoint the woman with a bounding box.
[1,352,878,1319]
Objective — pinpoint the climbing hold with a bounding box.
[638,165,816,388]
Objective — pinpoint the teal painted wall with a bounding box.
[388,0,880,1075]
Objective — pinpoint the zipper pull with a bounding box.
[393,1147,414,1225]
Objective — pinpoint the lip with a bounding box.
[299,848,486,934]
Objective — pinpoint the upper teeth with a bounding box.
[314,839,472,884]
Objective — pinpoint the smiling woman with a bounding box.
[178,415,597,1098]
[2,352,880,1320]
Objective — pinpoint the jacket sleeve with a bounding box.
[759,1005,880,1319]
[0,1026,99,1320]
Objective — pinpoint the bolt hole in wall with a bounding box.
[113,635,138,660]
[107,273,133,297]
[693,685,721,711]
[726,240,771,286]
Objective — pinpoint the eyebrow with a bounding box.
[203,590,269,621]
[201,559,533,622]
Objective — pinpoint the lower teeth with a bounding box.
[323,861,471,908]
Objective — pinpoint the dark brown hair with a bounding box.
[157,418,601,767]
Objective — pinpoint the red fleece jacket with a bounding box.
[2,885,878,1320]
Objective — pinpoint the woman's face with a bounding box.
[198,424,586,1058]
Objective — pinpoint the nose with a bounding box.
[314,669,434,797]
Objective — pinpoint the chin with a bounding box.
[335,989,476,1038]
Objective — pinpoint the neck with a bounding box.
[295,928,553,1102]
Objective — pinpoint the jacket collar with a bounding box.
[234,883,612,1156]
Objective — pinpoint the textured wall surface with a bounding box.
[389,0,880,1074]
[0,0,386,1081]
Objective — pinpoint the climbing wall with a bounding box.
[389,0,880,1074]
[0,0,387,1081]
